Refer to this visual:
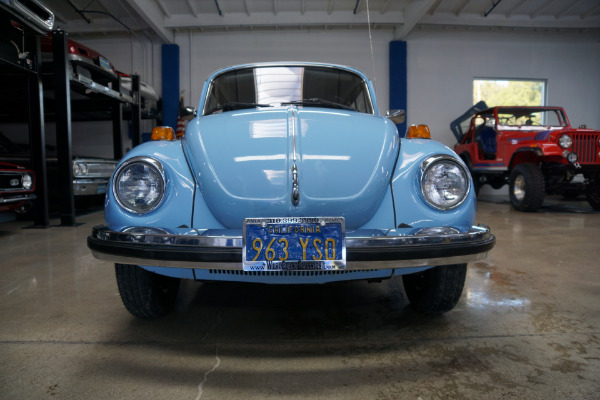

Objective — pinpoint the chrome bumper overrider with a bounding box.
[88,225,495,270]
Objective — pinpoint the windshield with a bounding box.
[203,66,373,115]
[496,108,568,129]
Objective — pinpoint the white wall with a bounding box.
[175,29,393,113]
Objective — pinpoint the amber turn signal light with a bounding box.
[406,124,431,139]
[151,126,175,141]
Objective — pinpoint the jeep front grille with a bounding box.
[571,133,599,165]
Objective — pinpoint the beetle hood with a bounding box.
[184,107,399,229]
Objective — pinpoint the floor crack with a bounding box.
[195,345,221,400]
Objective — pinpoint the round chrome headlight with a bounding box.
[73,162,88,177]
[558,134,572,149]
[113,157,166,214]
[421,155,470,211]
[22,174,33,190]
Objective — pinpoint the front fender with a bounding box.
[390,139,476,230]
[105,141,196,229]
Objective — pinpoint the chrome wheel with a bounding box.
[509,163,545,212]
[513,175,526,201]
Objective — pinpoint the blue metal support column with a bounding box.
[161,44,180,130]
[389,41,407,137]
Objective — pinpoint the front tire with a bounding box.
[115,264,180,319]
[509,163,545,212]
[586,172,600,211]
[402,264,467,314]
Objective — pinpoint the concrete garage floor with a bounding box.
[1,198,599,399]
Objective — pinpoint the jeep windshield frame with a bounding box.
[202,65,374,116]
[495,107,570,130]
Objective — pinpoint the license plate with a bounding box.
[243,217,345,271]
[96,183,106,194]
[99,56,111,71]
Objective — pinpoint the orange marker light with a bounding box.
[151,126,175,141]
[406,124,431,139]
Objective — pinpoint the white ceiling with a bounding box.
[45,0,600,43]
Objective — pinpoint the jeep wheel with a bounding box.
[402,264,467,314]
[509,163,545,212]
[115,264,180,319]
[586,173,600,211]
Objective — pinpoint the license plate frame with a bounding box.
[242,217,346,271]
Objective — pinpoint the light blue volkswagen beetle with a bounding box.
[88,62,495,318]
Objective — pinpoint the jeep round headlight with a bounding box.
[421,155,470,211]
[559,134,572,149]
[113,157,165,214]
[22,174,33,190]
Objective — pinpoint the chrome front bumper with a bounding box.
[73,179,109,196]
[88,225,495,271]
[0,194,36,204]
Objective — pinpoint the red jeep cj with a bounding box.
[453,103,600,211]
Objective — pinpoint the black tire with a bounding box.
[402,264,467,315]
[586,172,600,211]
[509,163,545,212]
[115,263,180,319]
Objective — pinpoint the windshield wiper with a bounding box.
[206,102,271,115]
[282,98,355,111]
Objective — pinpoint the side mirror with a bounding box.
[386,109,405,124]
[180,106,197,120]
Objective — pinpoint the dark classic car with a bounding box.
[88,62,495,319]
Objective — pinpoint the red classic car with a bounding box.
[453,105,600,211]
[41,35,118,85]
[0,161,36,215]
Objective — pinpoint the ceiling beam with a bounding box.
[555,0,584,19]
[185,0,198,18]
[428,0,444,15]
[582,3,600,19]
[380,0,391,14]
[394,0,437,40]
[454,0,472,16]
[124,0,173,43]
[153,0,170,18]
[421,12,600,29]
[164,10,405,29]
[505,0,527,18]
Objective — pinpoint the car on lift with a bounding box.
[40,34,118,86]
[88,62,495,319]
[0,161,36,218]
[0,0,54,70]
[453,104,600,211]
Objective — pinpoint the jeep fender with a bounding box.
[509,148,543,170]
